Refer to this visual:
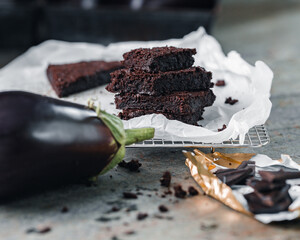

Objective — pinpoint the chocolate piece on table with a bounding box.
[188,186,199,196]
[115,90,216,115]
[47,60,123,97]
[259,169,300,183]
[160,171,171,187]
[173,185,187,199]
[122,46,196,73]
[246,178,286,192]
[106,67,213,95]
[225,97,238,105]
[119,109,204,125]
[118,159,142,172]
[123,192,138,199]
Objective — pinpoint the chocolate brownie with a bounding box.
[47,60,123,97]
[115,90,215,115]
[122,46,196,73]
[119,109,204,125]
[106,67,213,95]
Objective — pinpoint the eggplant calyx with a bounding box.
[88,102,154,175]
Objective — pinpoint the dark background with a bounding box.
[0,0,218,67]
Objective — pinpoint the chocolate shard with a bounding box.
[246,178,286,192]
[215,168,253,186]
[244,185,292,214]
[259,169,300,183]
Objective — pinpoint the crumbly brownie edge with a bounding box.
[119,109,204,125]
[106,67,213,95]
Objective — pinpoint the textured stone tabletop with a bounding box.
[1,1,300,239]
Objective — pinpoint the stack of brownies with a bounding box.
[106,46,215,125]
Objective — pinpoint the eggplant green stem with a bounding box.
[125,128,155,145]
[87,100,155,175]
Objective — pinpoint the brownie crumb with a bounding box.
[218,124,227,132]
[61,206,69,213]
[164,190,172,195]
[161,194,166,198]
[188,186,199,196]
[225,97,238,105]
[201,221,218,230]
[118,159,142,172]
[159,205,169,213]
[123,192,138,199]
[96,216,120,222]
[160,171,171,187]
[137,213,148,221]
[173,185,187,199]
[111,236,119,240]
[154,215,174,220]
[26,226,51,234]
[125,230,135,235]
[215,80,226,86]
[110,206,120,213]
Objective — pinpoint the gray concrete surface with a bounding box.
[1,1,300,239]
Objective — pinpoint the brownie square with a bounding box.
[119,109,205,125]
[122,46,196,73]
[106,67,213,95]
[115,90,215,115]
[47,60,123,97]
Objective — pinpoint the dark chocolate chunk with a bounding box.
[247,178,286,192]
[215,168,253,186]
[47,60,123,97]
[107,67,212,95]
[122,46,196,73]
[244,189,292,214]
[123,192,138,199]
[118,159,142,172]
[137,213,148,220]
[259,169,300,183]
[160,171,171,187]
[215,80,226,86]
[225,97,238,105]
[158,205,169,213]
[173,185,187,198]
[115,90,216,115]
[188,186,199,196]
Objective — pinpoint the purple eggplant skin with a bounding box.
[0,91,120,200]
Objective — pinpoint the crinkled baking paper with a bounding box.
[0,27,273,143]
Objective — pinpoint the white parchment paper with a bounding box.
[0,27,273,143]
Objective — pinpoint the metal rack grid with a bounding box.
[127,124,270,148]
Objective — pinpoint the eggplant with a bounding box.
[0,91,154,199]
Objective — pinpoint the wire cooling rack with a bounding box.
[127,124,270,148]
